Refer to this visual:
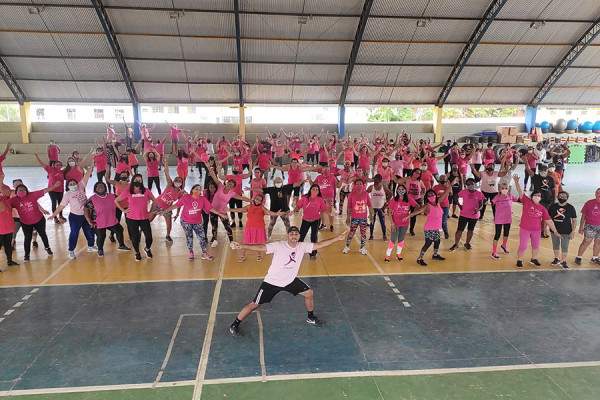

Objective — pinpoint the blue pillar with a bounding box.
[525,106,537,133]
[338,106,345,138]
[132,103,141,142]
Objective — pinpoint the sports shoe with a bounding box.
[432,254,445,261]
[118,245,131,251]
[382,236,388,241]
[68,251,76,259]
[575,257,582,266]
[451,214,458,218]
[342,246,350,254]
[109,234,116,243]
[319,224,326,230]
[23,255,30,262]
[384,256,390,263]
[201,253,214,260]
[211,240,218,248]
[134,253,142,261]
[310,254,317,260]
[516,260,523,268]
[144,248,153,258]
[449,244,459,252]
[189,252,195,261]
[306,315,324,327]
[491,253,501,260]
[368,236,374,241]
[238,221,243,228]
[592,257,600,266]
[416,258,428,266]
[444,232,449,239]
[551,258,561,266]
[32,241,38,248]
[98,250,104,257]
[359,247,367,255]
[500,245,510,254]
[87,246,98,252]
[561,261,569,269]
[45,247,53,255]
[409,230,416,236]
[464,243,472,251]
[165,236,173,243]
[229,242,236,250]
[396,256,403,262]
[329,225,334,232]
[530,259,541,267]
[7,260,19,266]
[230,323,243,338]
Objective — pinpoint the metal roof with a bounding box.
[1,0,600,106]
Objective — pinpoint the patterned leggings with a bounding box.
[346,218,367,248]
[338,190,350,214]
[181,220,207,254]
[209,213,233,242]
[268,214,290,237]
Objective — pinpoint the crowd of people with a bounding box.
[0,125,598,272]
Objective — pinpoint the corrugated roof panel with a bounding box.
[242,63,295,84]
[239,0,303,14]
[299,16,359,41]
[444,87,486,104]
[404,43,464,64]
[135,82,191,102]
[371,0,491,18]
[39,6,103,32]
[345,86,387,103]
[26,0,91,4]
[243,84,293,103]
[467,44,567,66]
[482,21,590,44]
[572,47,600,68]
[185,62,238,83]
[303,0,364,15]
[456,66,553,87]
[241,14,358,41]
[351,65,451,86]
[0,80,15,101]
[128,60,188,82]
[539,87,588,104]
[19,80,82,100]
[293,64,347,85]
[76,81,130,101]
[499,0,600,21]
[388,86,441,104]
[0,5,50,30]
[242,39,298,63]
[188,84,239,102]
[357,42,409,64]
[53,34,114,57]
[0,32,61,56]
[103,0,173,7]
[4,57,72,80]
[118,35,183,58]
[291,85,341,103]
[181,37,237,61]
[364,18,476,42]
[107,9,179,35]
[104,0,232,10]
[554,68,600,87]
[64,58,123,81]
[351,65,401,85]
[571,89,600,105]
[296,41,353,63]
[178,11,235,37]
[476,87,537,104]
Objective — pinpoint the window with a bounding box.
[245,116,252,123]
[168,106,180,114]
[223,116,239,123]
[187,106,196,114]
[152,106,164,114]
[67,108,76,120]
[114,108,124,120]
[94,109,104,120]
[36,108,45,121]
[566,110,572,115]
[581,110,588,115]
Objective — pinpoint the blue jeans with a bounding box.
[369,208,387,237]
[442,206,449,234]
[68,213,95,251]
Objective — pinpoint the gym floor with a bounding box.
[1,163,599,400]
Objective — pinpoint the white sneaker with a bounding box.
[211,240,218,248]
[359,247,367,255]
[87,246,98,252]
[229,242,236,250]
[342,246,350,254]
[68,251,76,259]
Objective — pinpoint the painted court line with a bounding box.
[154,314,185,386]
[4,309,14,316]
[13,301,23,308]
[192,242,229,400]
[257,311,267,382]
[0,317,4,323]
[403,302,411,307]
[22,294,31,300]
[40,246,87,285]
[30,288,38,293]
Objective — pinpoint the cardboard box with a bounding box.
[516,135,525,143]
[497,126,518,136]
[498,133,516,143]
[534,127,543,142]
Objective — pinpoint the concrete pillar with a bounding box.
[239,106,246,140]
[433,106,443,142]
[19,102,31,144]
[525,106,537,133]
[132,103,142,142]
[338,106,345,138]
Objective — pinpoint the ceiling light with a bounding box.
[169,11,183,19]
[530,21,545,29]
[416,19,427,28]
[298,16,308,24]
[28,6,43,14]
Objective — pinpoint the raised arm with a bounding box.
[513,175,523,199]
[34,153,49,168]
[163,157,173,187]
[78,147,94,169]
[312,230,348,251]
[1,142,11,158]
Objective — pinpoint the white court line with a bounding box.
[13,301,23,308]
[403,302,411,307]
[387,282,395,287]
[4,309,14,316]
[192,242,229,400]
[397,295,405,300]
[257,311,267,382]
[154,314,185,386]
[40,246,87,285]
[22,294,31,300]
[30,288,39,293]
[0,317,4,323]
[392,288,400,294]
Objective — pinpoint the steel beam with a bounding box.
[436,0,508,107]
[233,0,243,106]
[529,17,600,107]
[90,0,137,104]
[339,0,374,107]
[0,57,27,104]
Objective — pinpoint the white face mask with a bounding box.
[298,159,304,164]
[532,196,541,204]
[500,189,508,195]
[68,161,75,167]
[174,182,182,188]
[539,171,548,177]
[275,182,282,188]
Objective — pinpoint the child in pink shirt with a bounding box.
[490,181,519,259]
[293,184,327,260]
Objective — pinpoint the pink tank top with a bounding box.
[423,203,443,230]
[407,179,422,200]
[288,166,302,184]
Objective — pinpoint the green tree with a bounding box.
[0,104,21,122]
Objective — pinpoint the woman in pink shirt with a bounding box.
[144,149,161,195]
[46,140,60,166]
[250,168,266,200]
[575,188,600,266]
[405,183,452,266]
[34,153,66,224]
[48,165,96,259]
[175,149,190,183]
[514,175,559,268]
[93,138,109,190]
[490,181,519,260]
[105,166,130,244]
[342,179,373,256]
[85,181,131,257]
[64,148,93,183]
[150,160,184,243]
[385,184,415,262]
[293,184,327,260]
[0,187,18,267]
[115,174,157,261]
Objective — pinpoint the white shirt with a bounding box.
[264,241,314,287]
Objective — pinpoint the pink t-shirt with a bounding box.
[581,199,600,226]
[348,190,371,219]
[44,165,65,193]
[421,170,434,190]
[47,145,59,161]
[458,189,485,219]
[432,184,450,208]
[0,198,15,235]
[287,166,303,185]
[296,195,327,220]
[9,190,45,225]
[343,147,354,162]
[257,153,271,170]
[425,157,439,174]
[60,181,88,215]
[250,178,266,200]
[156,142,165,155]
[264,241,314,287]
[407,179,422,201]
[65,167,84,183]
[388,198,411,226]
[314,174,336,199]
[388,159,404,176]
[480,171,500,193]
[226,174,243,196]
[492,193,518,225]
[94,153,107,172]
[144,141,155,153]
[423,204,443,230]
[457,156,469,175]
[115,161,131,174]
[156,186,181,209]
[519,195,550,231]
[170,127,183,140]
[377,166,393,182]
[118,189,155,220]
[90,193,119,229]
[211,184,236,213]
[146,160,159,178]
[176,194,211,224]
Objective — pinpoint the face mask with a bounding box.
[427,195,436,203]
[254,173,261,177]
[50,141,55,145]
[468,185,475,192]
[397,189,406,196]
[355,184,364,191]
[486,167,494,172]
[192,192,200,198]
[133,182,142,188]
[500,189,508,195]
[548,168,555,173]
[233,171,239,175]
[69,185,77,192]
[532,196,541,204]
[452,168,458,172]
[382,163,388,167]
[356,171,363,176]
[558,197,568,203]
[235,152,240,156]
[438,180,446,185]
[275,182,282,188]
[68,162,75,167]
[17,191,26,198]
[528,150,533,154]
[174,182,182,188]
[596,194,600,200]
[421,167,427,171]
[120,176,128,181]
[540,171,548,177]
[299,159,304,164]
[55,165,62,170]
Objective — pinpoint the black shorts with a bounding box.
[292,185,301,197]
[307,154,315,162]
[319,161,328,167]
[253,278,310,304]
[457,216,478,231]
